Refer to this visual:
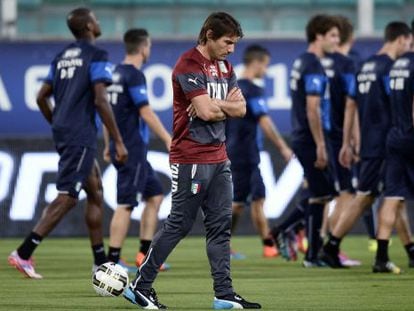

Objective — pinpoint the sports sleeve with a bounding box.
[44,59,56,85]
[303,59,326,96]
[227,64,239,90]
[174,59,208,100]
[383,75,391,96]
[128,70,149,108]
[341,58,357,98]
[89,49,113,85]
[246,86,268,119]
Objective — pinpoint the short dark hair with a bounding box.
[123,28,149,55]
[243,45,270,65]
[198,12,243,45]
[411,19,414,36]
[384,21,411,42]
[67,7,93,38]
[306,14,340,43]
[335,15,353,46]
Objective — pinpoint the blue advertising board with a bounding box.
[0,39,382,136]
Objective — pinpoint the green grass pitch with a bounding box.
[1,236,413,310]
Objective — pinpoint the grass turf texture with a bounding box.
[1,236,413,310]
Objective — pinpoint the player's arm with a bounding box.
[215,87,246,118]
[139,105,172,151]
[102,126,111,163]
[258,115,293,162]
[339,96,357,168]
[189,94,227,122]
[36,83,54,124]
[351,107,360,162]
[94,83,128,164]
[306,95,328,169]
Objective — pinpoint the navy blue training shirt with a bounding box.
[388,52,414,153]
[323,52,356,140]
[356,54,393,158]
[107,64,149,156]
[290,52,328,144]
[45,40,112,149]
[226,79,268,166]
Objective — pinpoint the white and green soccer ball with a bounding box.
[92,262,129,297]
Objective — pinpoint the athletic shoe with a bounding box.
[302,259,327,268]
[230,250,246,260]
[319,249,347,268]
[213,293,261,309]
[8,250,43,279]
[263,245,279,258]
[368,239,377,253]
[372,260,402,274]
[295,229,308,254]
[338,252,362,267]
[274,231,296,261]
[124,286,167,309]
[118,258,138,274]
[135,252,170,271]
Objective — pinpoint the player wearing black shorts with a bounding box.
[321,22,412,268]
[8,7,127,279]
[103,29,171,271]
[373,32,414,273]
[226,45,293,259]
[290,15,339,267]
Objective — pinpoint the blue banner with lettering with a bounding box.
[0,39,381,136]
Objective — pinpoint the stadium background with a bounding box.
[0,0,414,237]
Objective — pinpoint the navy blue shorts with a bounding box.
[231,164,265,203]
[114,156,163,207]
[143,161,163,200]
[384,149,414,199]
[357,157,384,196]
[292,141,336,200]
[56,145,95,198]
[327,137,353,192]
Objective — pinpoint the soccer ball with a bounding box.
[92,262,129,297]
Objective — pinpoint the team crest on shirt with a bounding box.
[112,72,121,83]
[63,48,81,59]
[209,65,218,77]
[191,181,201,195]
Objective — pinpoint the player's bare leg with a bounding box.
[320,200,333,239]
[329,191,353,233]
[395,203,412,245]
[231,203,244,234]
[83,161,108,266]
[250,198,268,238]
[373,198,402,274]
[84,161,105,246]
[251,198,278,258]
[140,195,163,241]
[34,194,78,236]
[109,206,133,248]
[332,194,374,238]
[136,195,165,268]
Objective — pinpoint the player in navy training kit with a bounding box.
[290,15,339,267]
[103,29,171,271]
[322,21,413,269]
[227,45,293,259]
[8,8,128,279]
[373,39,414,273]
[123,12,261,310]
